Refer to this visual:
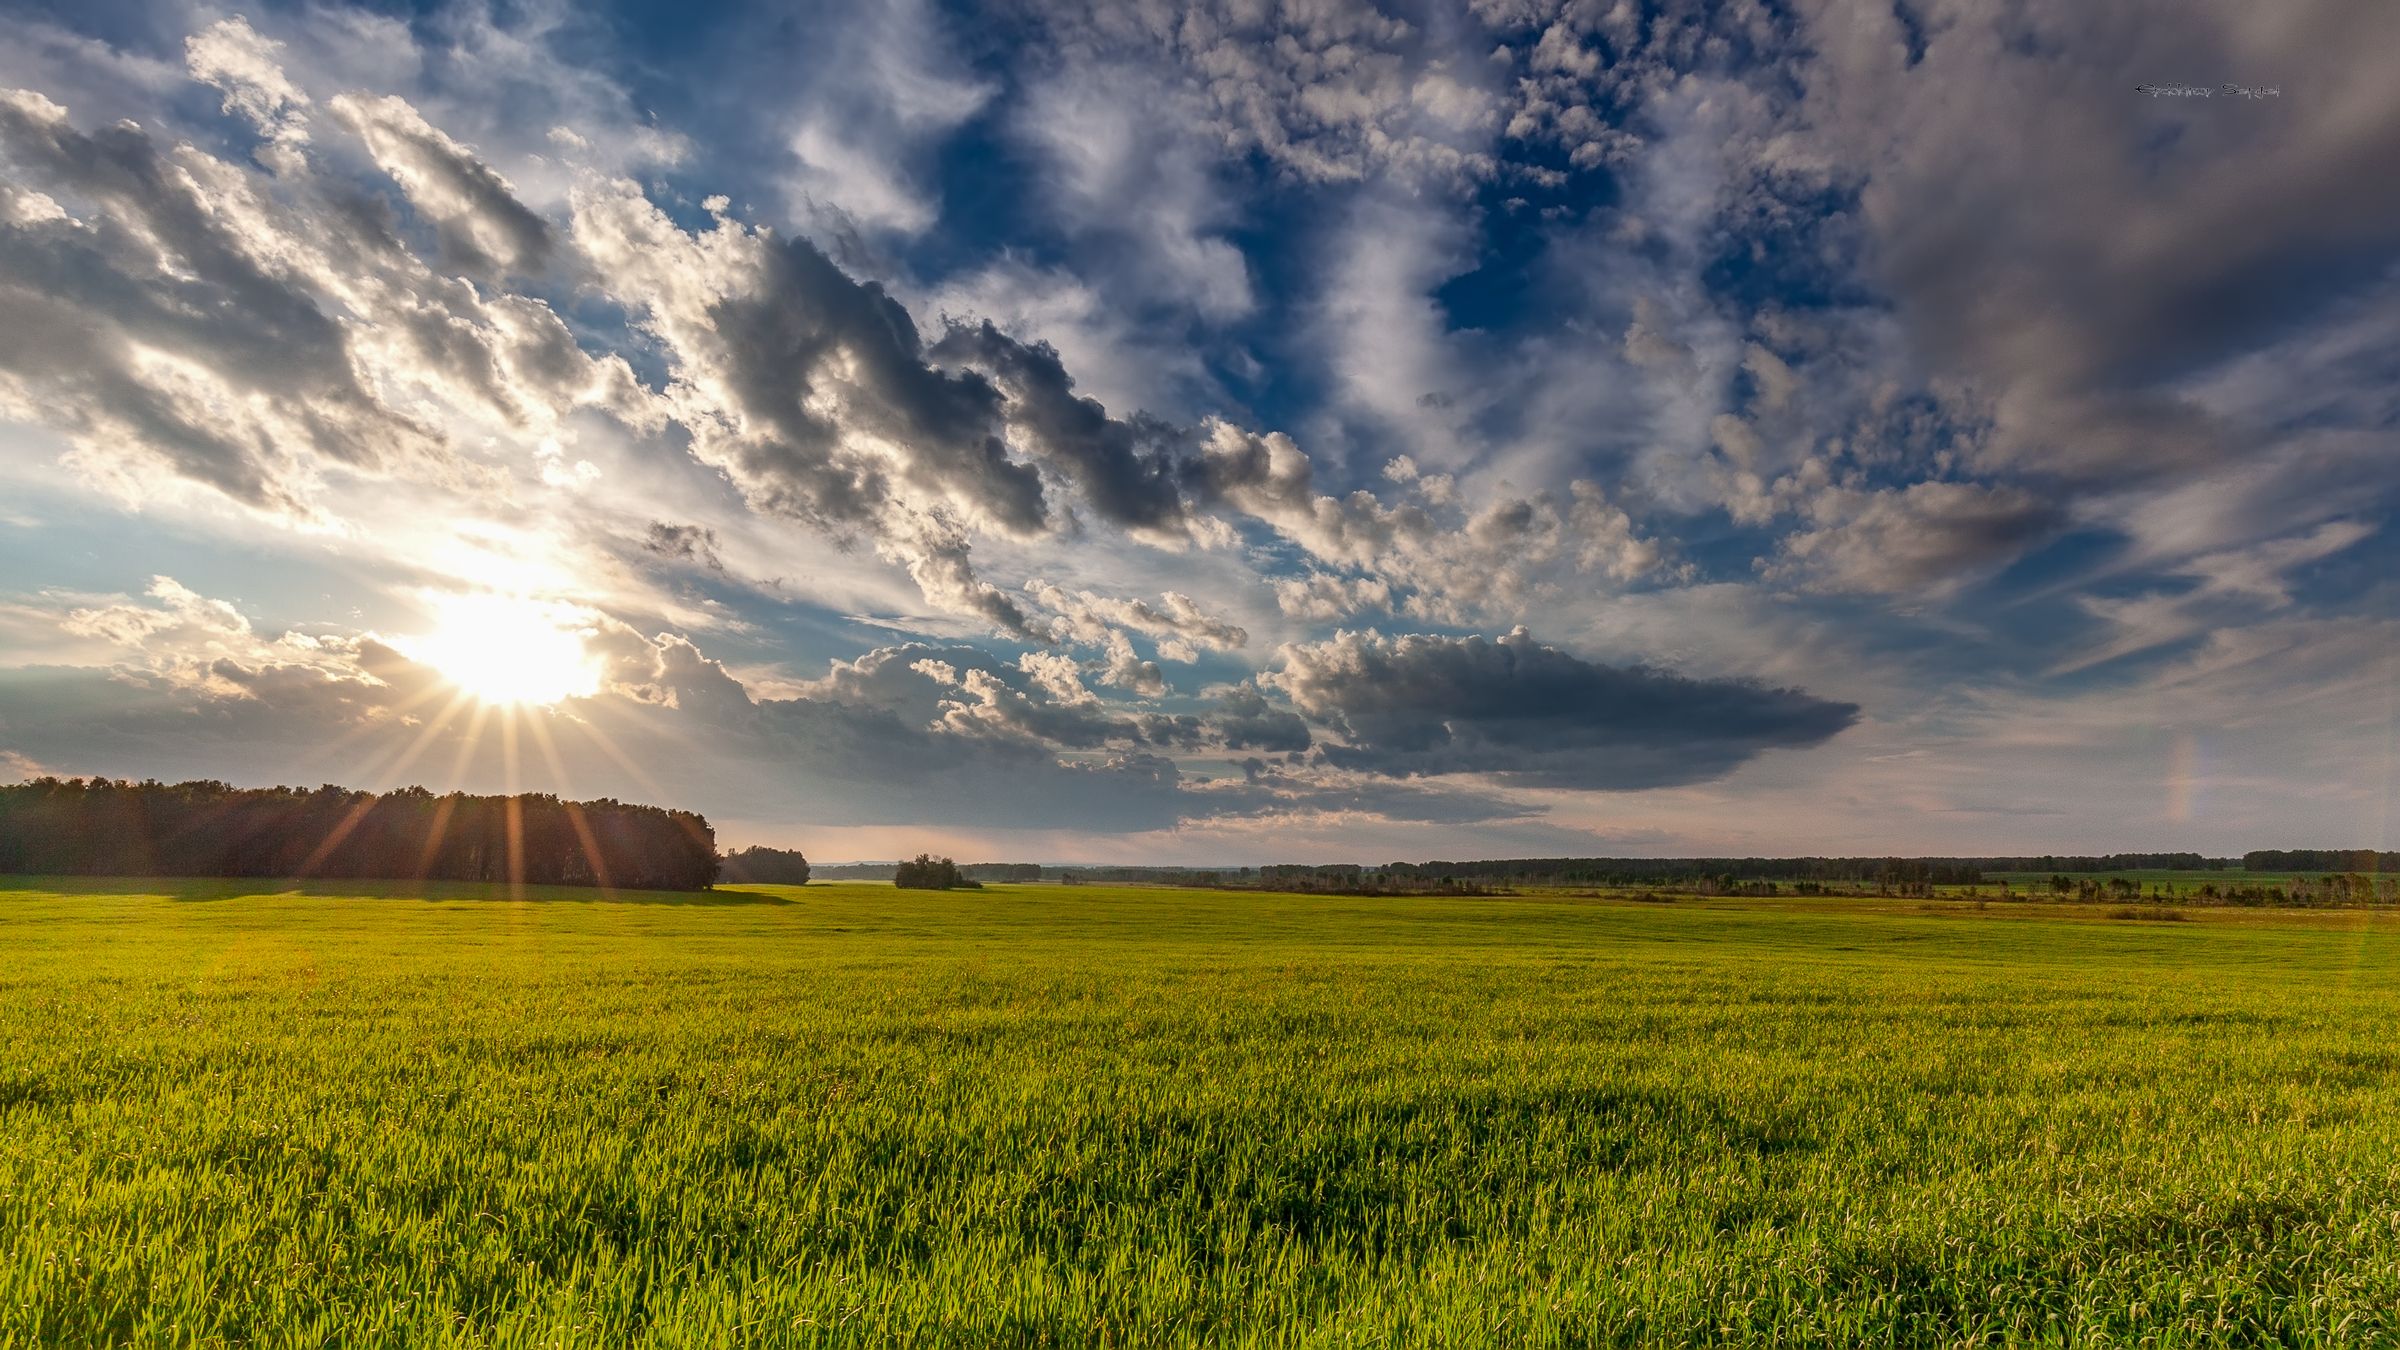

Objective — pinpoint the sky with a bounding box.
[0,0,2395,865]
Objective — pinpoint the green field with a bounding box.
[6,879,2400,1346]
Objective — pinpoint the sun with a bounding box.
[401,592,602,706]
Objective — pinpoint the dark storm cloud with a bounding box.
[1273,628,1857,788]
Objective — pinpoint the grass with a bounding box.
[5,877,2400,1346]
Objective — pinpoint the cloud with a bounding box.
[1270,626,1858,788]
[0,88,436,512]
[1215,684,1311,753]
[930,323,1199,537]
[1763,481,2062,596]
[185,17,309,151]
[769,0,992,236]
[1024,580,1246,655]
[2056,519,2376,674]
[1011,63,1254,320]
[1195,425,1670,621]
[642,522,726,572]
[3,18,1686,649]
[1777,0,2400,484]
[329,92,552,277]
[1186,758,1539,827]
[1022,0,1502,190]
[11,2,2400,862]
[0,65,657,525]
[567,182,1053,631]
[0,582,1544,834]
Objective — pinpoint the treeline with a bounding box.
[1971,853,2228,873]
[814,861,1040,883]
[1376,857,1993,886]
[0,778,717,891]
[2243,850,2400,873]
[718,846,811,884]
[1056,866,1232,885]
[2024,873,2400,908]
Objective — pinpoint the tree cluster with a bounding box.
[1377,856,1992,886]
[963,863,1042,883]
[2244,849,2400,873]
[893,854,978,890]
[718,845,812,885]
[0,778,718,891]
[1970,853,2224,873]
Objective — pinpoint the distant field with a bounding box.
[6,879,2400,1345]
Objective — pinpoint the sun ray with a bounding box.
[310,669,475,767]
[523,710,617,899]
[350,687,476,788]
[556,711,671,804]
[297,688,482,880]
[501,705,526,900]
[415,793,458,882]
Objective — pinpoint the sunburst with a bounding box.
[398,592,601,708]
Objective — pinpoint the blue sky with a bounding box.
[1,0,2395,863]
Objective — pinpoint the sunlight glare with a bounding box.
[402,593,602,707]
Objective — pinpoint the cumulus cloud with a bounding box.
[1024,580,1245,656]
[185,17,309,153]
[931,323,1199,538]
[1270,627,1857,788]
[1020,0,1504,190]
[1216,684,1311,753]
[0,582,1531,833]
[0,89,433,512]
[0,65,656,523]
[329,92,552,278]
[1196,426,1670,620]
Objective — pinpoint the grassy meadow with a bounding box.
[5,878,2400,1346]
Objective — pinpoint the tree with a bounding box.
[719,845,811,885]
[0,778,718,891]
[894,854,976,890]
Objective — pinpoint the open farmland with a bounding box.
[5,879,2400,1346]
